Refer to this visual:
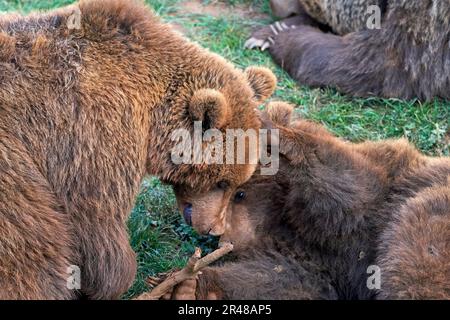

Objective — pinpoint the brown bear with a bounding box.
[171,161,338,300]
[268,0,386,34]
[245,0,450,100]
[0,0,276,299]
[172,102,450,300]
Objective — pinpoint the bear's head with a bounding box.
[173,165,289,239]
[172,101,294,236]
[153,66,277,235]
[218,168,291,251]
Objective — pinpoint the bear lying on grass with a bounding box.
[0,0,276,299]
[246,0,450,101]
[172,102,450,300]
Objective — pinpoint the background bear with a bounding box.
[0,0,276,299]
[172,102,450,299]
[245,0,450,101]
[268,0,386,35]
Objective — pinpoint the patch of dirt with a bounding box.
[178,0,269,20]
[170,22,188,34]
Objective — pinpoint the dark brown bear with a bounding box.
[246,0,450,100]
[0,0,276,299]
[172,102,450,300]
[172,162,338,300]
[268,0,386,34]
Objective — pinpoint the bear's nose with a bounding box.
[183,203,193,226]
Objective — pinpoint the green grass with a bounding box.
[1,0,449,299]
[162,2,449,156]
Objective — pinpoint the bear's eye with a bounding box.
[234,191,246,203]
[217,181,230,190]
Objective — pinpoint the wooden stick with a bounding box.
[135,243,233,300]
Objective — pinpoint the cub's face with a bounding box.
[173,179,253,236]
[174,168,287,251]
[219,174,278,250]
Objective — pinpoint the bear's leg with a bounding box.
[247,23,400,98]
[0,139,77,300]
[77,228,137,300]
[377,182,450,299]
[262,110,388,299]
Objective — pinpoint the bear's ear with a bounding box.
[189,89,230,130]
[245,67,277,103]
[266,101,294,127]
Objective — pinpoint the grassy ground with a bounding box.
[1,0,449,298]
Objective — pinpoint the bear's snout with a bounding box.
[183,203,193,226]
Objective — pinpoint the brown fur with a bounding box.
[377,177,450,299]
[270,0,387,34]
[248,0,450,100]
[270,0,303,19]
[173,167,337,300]
[0,0,276,299]
[172,102,450,300]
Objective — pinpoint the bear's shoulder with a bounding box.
[0,0,171,43]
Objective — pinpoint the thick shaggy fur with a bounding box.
[172,102,450,300]
[248,0,450,100]
[377,176,450,299]
[173,169,338,300]
[0,0,276,299]
[270,0,387,34]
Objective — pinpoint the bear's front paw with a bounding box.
[164,278,198,300]
[163,274,222,300]
[244,22,296,51]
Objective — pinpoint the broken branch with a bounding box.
[135,242,233,300]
